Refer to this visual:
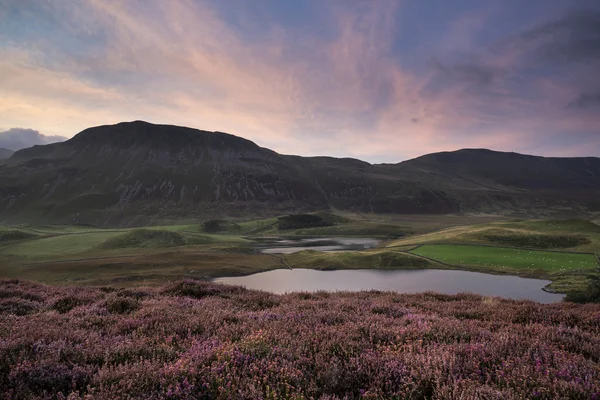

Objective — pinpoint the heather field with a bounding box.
[1,280,600,399]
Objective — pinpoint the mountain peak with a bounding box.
[68,121,262,152]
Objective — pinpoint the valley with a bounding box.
[1,212,598,300]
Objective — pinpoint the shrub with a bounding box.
[565,274,600,303]
[0,289,43,302]
[313,212,350,224]
[201,219,241,233]
[162,280,247,299]
[0,298,40,315]
[51,296,89,314]
[277,214,333,230]
[100,229,188,249]
[0,230,37,242]
[105,295,140,314]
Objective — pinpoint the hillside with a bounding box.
[402,148,600,190]
[0,121,599,226]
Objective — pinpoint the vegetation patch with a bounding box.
[51,296,91,313]
[277,213,333,230]
[0,298,41,316]
[105,294,140,314]
[387,218,600,252]
[313,211,351,224]
[482,233,591,249]
[201,219,241,233]
[0,230,38,242]
[521,219,600,233]
[1,280,599,399]
[99,229,190,249]
[565,272,600,303]
[162,280,247,299]
[411,244,598,272]
[286,250,431,270]
[207,245,258,254]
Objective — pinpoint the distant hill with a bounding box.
[0,121,598,226]
[0,148,13,160]
[402,149,600,190]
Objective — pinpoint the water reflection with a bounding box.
[214,268,564,303]
[255,237,380,254]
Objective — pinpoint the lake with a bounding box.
[213,268,564,303]
[254,237,380,254]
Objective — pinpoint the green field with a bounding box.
[410,244,597,272]
[0,228,250,259]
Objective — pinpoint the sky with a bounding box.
[0,0,599,162]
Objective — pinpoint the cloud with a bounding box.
[0,1,599,161]
[434,61,499,87]
[0,128,66,151]
[515,10,600,64]
[568,92,600,109]
[426,59,503,96]
[414,7,600,155]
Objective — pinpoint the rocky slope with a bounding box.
[0,121,598,226]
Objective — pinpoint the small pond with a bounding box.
[254,237,380,254]
[213,269,564,303]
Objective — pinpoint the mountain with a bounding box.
[0,121,598,226]
[0,148,13,160]
[403,149,600,190]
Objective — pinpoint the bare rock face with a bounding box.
[0,121,598,226]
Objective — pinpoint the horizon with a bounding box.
[4,119,600,164]
[1,1,600,162]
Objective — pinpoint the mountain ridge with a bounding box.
[1,121,598,226]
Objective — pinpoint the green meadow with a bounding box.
[410,244,597,272]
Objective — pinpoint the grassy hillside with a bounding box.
[1,280,599,399]
[386,218,600,252]
[286,249,431,270]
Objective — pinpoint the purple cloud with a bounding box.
[0,128,66,151]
